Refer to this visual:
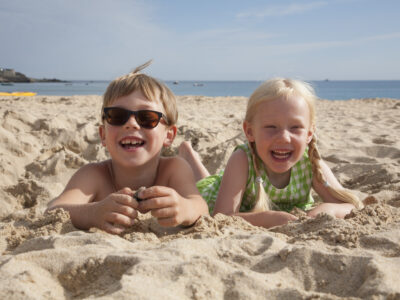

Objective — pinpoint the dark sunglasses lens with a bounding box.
[106,108,130,125]
[137,111,161,128]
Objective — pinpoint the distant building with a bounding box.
[0,68,16,77]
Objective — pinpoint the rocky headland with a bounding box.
[0,68,63,83]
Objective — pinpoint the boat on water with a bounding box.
[0,92,37,96]
[1,82,14,86]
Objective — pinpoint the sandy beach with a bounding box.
[1,94,400,299]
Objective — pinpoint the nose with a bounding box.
[124,114,140,129]
[276,129,291,142]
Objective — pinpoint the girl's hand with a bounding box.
[91,187,139,234]
[136,186,192,227]
[265,211,298,227]
[307,202,355,219]
[234,210,298,228]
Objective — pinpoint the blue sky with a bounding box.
[1,0,399,80]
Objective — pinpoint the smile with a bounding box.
[271,150,292,160]
[119,138,145,149]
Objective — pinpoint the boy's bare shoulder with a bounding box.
[157,156,192,183]
[160,156,189,169]
[71,160,110,181]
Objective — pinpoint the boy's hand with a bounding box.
[136,186,190,227]
[91,187,139,234]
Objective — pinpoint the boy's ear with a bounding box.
[243,121,255,142]
[99,125,106,146]
[163,125,177,147]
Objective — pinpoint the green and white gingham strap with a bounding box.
[197,142,314,213]
[236,143,314,212]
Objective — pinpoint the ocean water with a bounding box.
[1,80,400,100]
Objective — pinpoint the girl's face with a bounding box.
[99,90,176,168]
[244,95,314,179]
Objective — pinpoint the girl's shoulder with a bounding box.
[234,142,251,153]
[234,142,253,160]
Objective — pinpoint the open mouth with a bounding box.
[271,150,292,160]
[119,138,145,149]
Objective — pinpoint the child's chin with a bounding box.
[268,161,294,174]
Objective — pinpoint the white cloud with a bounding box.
[360,32,400,42]
[182,28,280,46]
[237,1,328,18]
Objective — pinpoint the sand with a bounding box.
[0,94,399,299]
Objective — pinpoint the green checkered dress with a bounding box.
[197,142,314,213]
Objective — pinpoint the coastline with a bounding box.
[1,80,400,99]
[0,95,399,299]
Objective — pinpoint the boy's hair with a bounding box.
[102,60,178,126]
[245,78,363,213]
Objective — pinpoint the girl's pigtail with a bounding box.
[308,136,364,209]
[250,143,276,212]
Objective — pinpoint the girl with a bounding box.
[180,78,363,228]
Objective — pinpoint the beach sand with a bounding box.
[0,95,399,299]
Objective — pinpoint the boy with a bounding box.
[47,61,209,234]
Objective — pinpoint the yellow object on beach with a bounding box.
[0,92,37,96]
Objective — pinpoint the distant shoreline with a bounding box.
[0,68,65,83]
[1,80,400,100]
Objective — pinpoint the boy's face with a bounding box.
[99,90,176,168]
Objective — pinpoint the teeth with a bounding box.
[272,150,291,159]
[273,150,290,154]
[121,139,143,145]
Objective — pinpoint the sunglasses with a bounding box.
[102,107,168,129]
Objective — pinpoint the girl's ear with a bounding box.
[99,125,106,146]
[306,124,315,144]
[243,121,255,142]
[163,125,177,147]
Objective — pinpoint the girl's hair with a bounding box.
[102,60,178,126]
[245,78,363,212]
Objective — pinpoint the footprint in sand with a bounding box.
[58,255,137,298]
[372,136,394,146]
[335,163,393,192]
[323,154,350,164]
[364,145,400,159]
[360,232,400,257]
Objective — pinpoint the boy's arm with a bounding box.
[213,149,297,228]
[47,164,100,229]
[138,157,209,227]
[47,164,138,233]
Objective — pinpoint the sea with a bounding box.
[1,80,400,100]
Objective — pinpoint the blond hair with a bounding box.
[102,60,178,126]
[245,78,363,212]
